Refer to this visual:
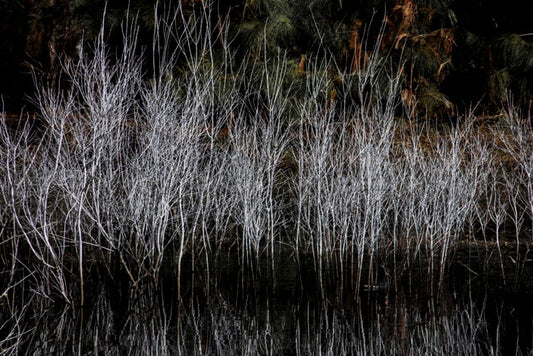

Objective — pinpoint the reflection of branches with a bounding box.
[0,279,513,355]
[296,295,495,355]
[0,286,36,355]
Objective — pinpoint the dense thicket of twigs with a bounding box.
[1,3,532,309]
[1,3,532,354]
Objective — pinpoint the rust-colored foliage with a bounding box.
[385,1,455,57]
[382,0,457,117]
[383,0,417,49]
[298,54,306,74]
[349,19,369,72]
[401,88,417,117]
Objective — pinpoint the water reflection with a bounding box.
[5,279,530,355]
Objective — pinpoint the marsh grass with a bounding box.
[0,3,531,313]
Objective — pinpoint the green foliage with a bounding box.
[1,0,532,118]
[238,0,296,55]
[418,81,453,115]
[495,34,533,69]
[489,69,512,103]
[245,0,290,15]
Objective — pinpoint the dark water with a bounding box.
[3,247,533,355]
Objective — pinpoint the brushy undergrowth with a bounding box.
[1,3,532,310]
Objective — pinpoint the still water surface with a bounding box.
[8,248,533,355]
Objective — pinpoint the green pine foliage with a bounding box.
[0,0,531,118]
[238,0,296,55]
[490,34,533,105]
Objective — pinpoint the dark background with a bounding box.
[1,0,532,117]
